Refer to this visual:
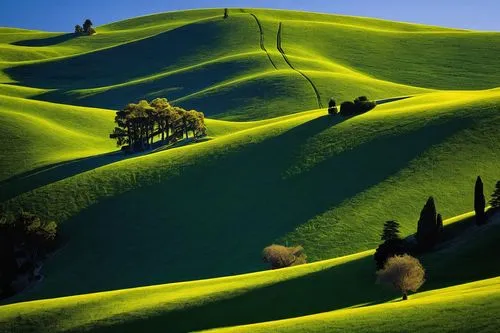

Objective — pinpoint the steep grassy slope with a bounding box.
[1,212,499,333]
[2,90,499,302]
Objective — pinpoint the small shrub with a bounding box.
[74,24,83,34]
[328,98,338,115]
[339,101,356,116]
[340,96,376,117]
[262,244,307,269]
[377,254,425,300]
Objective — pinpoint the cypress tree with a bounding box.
[474,176,486,225]
[416,196,438,250]
[436,213,443,233]
[490,181,500,210]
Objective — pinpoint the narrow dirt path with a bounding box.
[277,22,323,109]
[240,10,277,70]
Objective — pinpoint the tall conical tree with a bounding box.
[416,196,438,250]
[474,176,486,225]
[436,213,443,233]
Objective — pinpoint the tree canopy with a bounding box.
[110,98,206,152]
[377,254,425,300]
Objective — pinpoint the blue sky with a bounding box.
[1,0,498,32]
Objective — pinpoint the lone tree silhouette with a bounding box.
[377,254,425,300]
[416,196,442,250]
[328,98,338,115]
[474,176,486,225]
[223,8,228,19]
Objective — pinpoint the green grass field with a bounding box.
[0,7,499,333]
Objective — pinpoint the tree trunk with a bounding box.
[402,292,408,301]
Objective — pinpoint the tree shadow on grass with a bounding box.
[71,255,395,333]
[23,114,474,302]
[11,33,76,47]
[0,138,210,203]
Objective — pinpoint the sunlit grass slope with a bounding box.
[0,96,115,182]
[2,90,499,302]
[1,211,499,333]
[207,277,500,333]
[2,9,498,119]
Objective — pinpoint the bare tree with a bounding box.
[376,254,425,300]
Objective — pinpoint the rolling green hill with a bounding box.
[0,7,499,333]
[1,212,499,332]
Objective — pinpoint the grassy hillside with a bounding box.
[2,89,499,302]
[207,277,500,333]
[2,9,498,118]
[1,212,499,332]
[0,8,499,331]
[0,95,115,182]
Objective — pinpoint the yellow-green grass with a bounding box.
[2,9,498,120]
[0,10,223,63]
[205,277,500,333]
[0,96,115,182]
[1,211,499,333]
[1,90,499,302]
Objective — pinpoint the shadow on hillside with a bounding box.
[80,255,395,333]
[0,138,209,203]
[11,33,75,47]
[5,16,247,90]
[22,113,475,304]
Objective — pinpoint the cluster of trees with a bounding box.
[74,19,95,35]
[374,176,500,300]
[110,98,207,152]
[262,244,307,269]
[0,211,58,299]
[328,96,377,117]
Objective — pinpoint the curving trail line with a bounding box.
[277,22,323,108]
[240,10,277,70]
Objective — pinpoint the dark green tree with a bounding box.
[0,211,57,298]
[474,176,486,225]
[223,8,229,19]
[74,24,83,34]
[436,213,443,233]
[375,220,407,269]
[328,98,338,115]
[381,220,401,241]
[416,196,441,250]
[83,19,93,34]
[490,181,500,211]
